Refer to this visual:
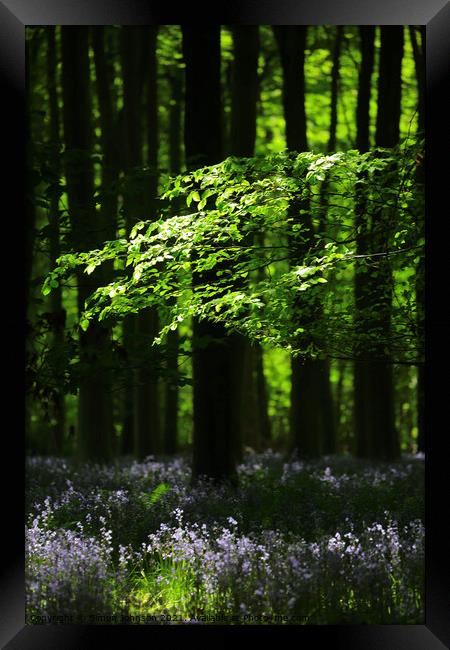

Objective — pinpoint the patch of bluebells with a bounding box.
[26,452,424,624]
[26,499,133,622]
[141,510,423,623]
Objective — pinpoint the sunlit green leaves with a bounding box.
[43,141,424,362]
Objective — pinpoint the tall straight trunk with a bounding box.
[134,26,161,458]
[230,26,259,157]
[229,26,261,454]
[274,26,323,458]
[183,26,236,482]
[354,26,376,458]
[92,27,119,242]
[164,66,183,456]
[410,24,425,452]
[409,26,425,136]
[121,28,161,458]
[368,26,404,460]
[46,27,66,455]
[92,27,121,456]
[120,27,144,455]
[328,26,343,153]
[318,26,343,455]
[61,27,113,463]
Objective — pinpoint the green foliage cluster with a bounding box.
[43,140,424,365]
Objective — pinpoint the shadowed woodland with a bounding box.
[25,25,425,625]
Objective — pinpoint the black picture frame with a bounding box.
[2,1,449,647]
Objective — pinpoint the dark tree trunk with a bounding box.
[120,27,145,455]
[92,27,119,242]
[61,27,113,463]
[274,26,326,458]
[354,26,376,458]
[373,27,404,460]
[355,27,375,155]
[362,26,404,460]
[230,26,259,157]
[121,27,161,458]
[273,27,308,152]
[46,27,66,455]
[183,26,237,482]
[135,26,161,458]
[375,28,403,148]
[92,27,121,456]
[164,66,183,456]
[230,26,261,454]
[328,26,343,153]
[318,26,343,456]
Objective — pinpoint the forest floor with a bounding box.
[25,450,424,625]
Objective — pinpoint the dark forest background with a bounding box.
[25,25,425,481]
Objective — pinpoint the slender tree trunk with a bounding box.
[183,26,237,482]
[318,26,343,456]
[274,26,324,458]
[230,26,259,157]
[328,26,343,153]
[92,27,119,242]
[164,66,183,455]
[133,26,161,458]
[92,27,121,456]
[367,26,404,460]
[354,26,376,458]
[61,27,113,463]
[121,28,161,458]
[229,26,260,455]
[46,27,66,455]
[120,28,144,454]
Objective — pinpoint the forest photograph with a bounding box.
[25,24,425,625]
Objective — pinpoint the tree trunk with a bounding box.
[46,26,66,455]
[274,26,327,458]
[354,26,376,458]
[164,66,183,456]
[61,26,114,463]
[183,26,236,482]
[120,27,144,455]
[318,26,343,456]
[229,26,260,454]
[409,26,425,136]
[365,26,404,460]
[92,27,119,242]
[136,26,161,457]
[121,27,161,458]
[92,27,121,456]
